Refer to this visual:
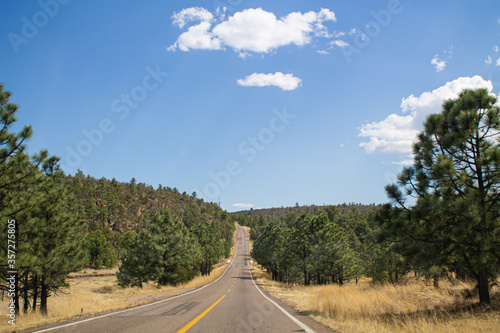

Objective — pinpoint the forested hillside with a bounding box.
[67,172,233,253]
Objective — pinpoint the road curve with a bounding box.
[26,226,332,333]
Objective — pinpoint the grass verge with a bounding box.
[252,266,500,333]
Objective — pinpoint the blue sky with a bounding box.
[1,0,499,212]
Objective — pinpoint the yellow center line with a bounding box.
[177,295,226,333]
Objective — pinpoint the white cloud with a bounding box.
[237,72,302,91]
[494,45,499,53]
[171,7,213,29]
[496,57,500,67]
[329,40,349,48]
[431,55,446,72]
[486,56,493,65]
[392,159,414,166]
[317,50,329,55]
[359,76,494,156]
[232,203,254,209]
[348,28,357,36]
[168,7,337,54]
[238,51,251,59]
[168,21,222,52]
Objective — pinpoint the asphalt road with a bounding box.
[27,227,332,333]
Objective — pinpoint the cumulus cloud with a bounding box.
[431,55,446,72]
[168,7,337,54]
[497,57,500,67]
[167,21,221,52]
[486,56,493,65]
[494,45,499,53]
[171,7,213,28]
[232,203,254,209]
[359,76,494,156]
[237,72,302,91]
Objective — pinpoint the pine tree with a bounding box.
[117,209,200,287]
[381,88,500,303]
[0,83,49,314]
[191,216,223,276]
[24,157,87,314]
[86,230,117,269]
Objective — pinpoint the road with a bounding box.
[27,226,332,333]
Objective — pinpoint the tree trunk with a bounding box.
[433,274,440,289]
[40,276,48,316]
[14,272,19,315]
[32,275,38,311]
[388,270,394,285]
[477,269,491,304]
[23,274,29,313]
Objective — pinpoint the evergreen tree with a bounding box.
[0,84,50,314]
[381,88,500,303]
[86,230,117,269]
[191,216,223,276]
[117,209,200,287]
[24,157,87,315]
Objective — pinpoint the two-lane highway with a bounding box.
[28,227,332,333]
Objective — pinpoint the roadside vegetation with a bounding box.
[253,265,500,333]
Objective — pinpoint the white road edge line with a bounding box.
[33,231,240,333]
[243,227,316,333]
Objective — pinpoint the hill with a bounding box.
[67,170,232,238]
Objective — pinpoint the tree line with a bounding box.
[0,83,234,315]
[239,205,391,285]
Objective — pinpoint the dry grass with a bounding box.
[0,229,239,333]
[252,266,500,333]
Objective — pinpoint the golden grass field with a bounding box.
[252,266,500,333]
[0,229,239,333]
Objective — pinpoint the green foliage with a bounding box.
[86,230,117,269]
[191,216,223,276]
[115,230,136,254]
[117,209,201,287]
[25,160,87,314]
[378,88,500,304]
[251,206,384,286]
